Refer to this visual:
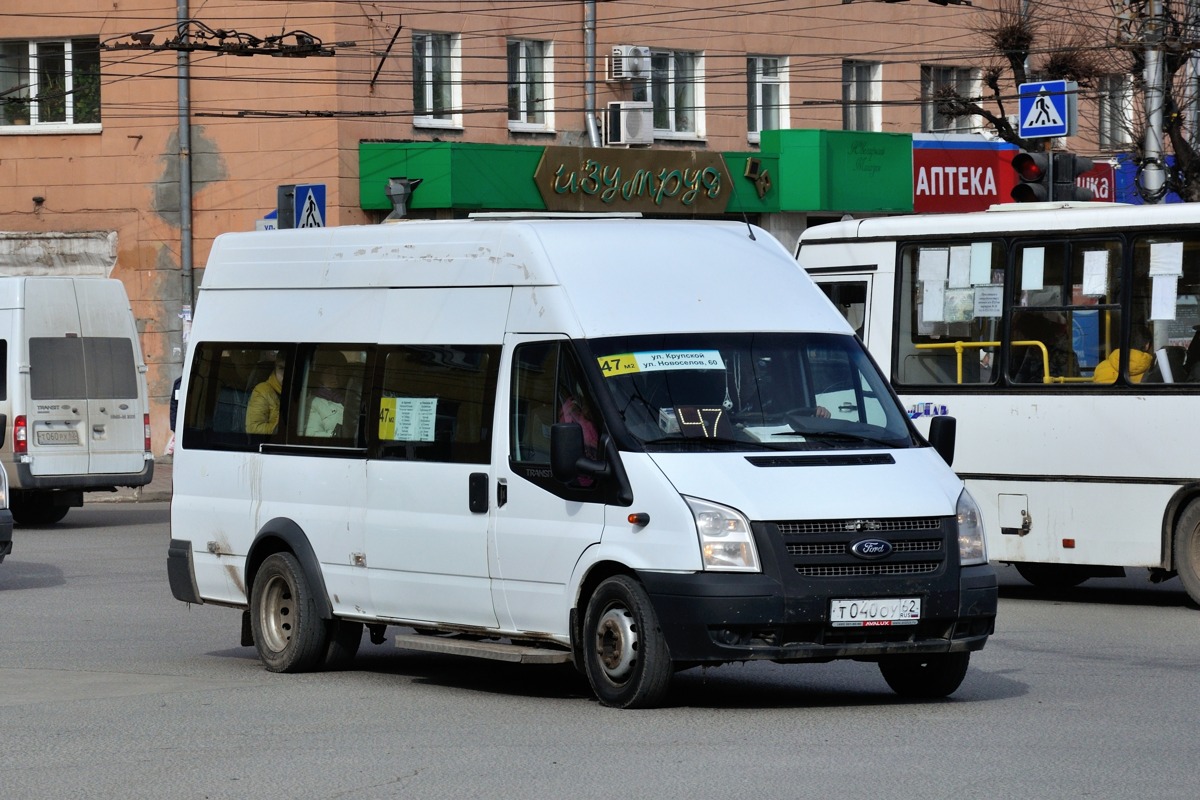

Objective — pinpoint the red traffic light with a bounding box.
[1010,152,1051,202]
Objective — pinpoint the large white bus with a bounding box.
[797,202,1200,605]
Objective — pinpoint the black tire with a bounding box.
[323,620,364,669]
[1013,562,1090,589]
[10,496,69,526]
[879,652,970,699]
[581,575,672,709]
[250,552,330,673]
[1173,501,1200,606]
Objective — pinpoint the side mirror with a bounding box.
[550,422,584,482]
[928,415,956,467]
[550,422,610,483]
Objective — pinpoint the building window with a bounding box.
[412,32,459,128]
[842,60,880,132]
[642,49,701,137]
[507,39,551,131]
[1098,73,1133,150]
[1,37,101,128]
[921,65,977,133]
[747,56,787,142]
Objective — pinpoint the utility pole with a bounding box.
[1141,0,1167,201]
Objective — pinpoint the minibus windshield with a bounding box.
[591,332,915,451]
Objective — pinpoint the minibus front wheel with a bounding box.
[250,552,330,672]
[582,575,672,709]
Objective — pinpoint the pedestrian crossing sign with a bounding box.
[1018,80,1075,139]
[293,183,326,228]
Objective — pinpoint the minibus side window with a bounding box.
[373,345,499,464]
[294,346,370,445]
[1131,235,1200,384]
[182,342,291,451]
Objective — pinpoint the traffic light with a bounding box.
[1052,152,1095,202]
[1010,152,1052,202]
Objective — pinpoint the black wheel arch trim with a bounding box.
[246,518,334,619]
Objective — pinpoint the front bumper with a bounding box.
[638,564,997,666]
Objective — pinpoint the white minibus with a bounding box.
[0,276,153,524]
[169,216,996,708]
[797,202,1200,606]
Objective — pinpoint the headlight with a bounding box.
[957,489,988,566]
[685,496,760,572]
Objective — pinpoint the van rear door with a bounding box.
[24,279,145,478]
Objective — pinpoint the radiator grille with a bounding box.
[787,538,943,557]
[778,517,942,536]
[796,562,941,578]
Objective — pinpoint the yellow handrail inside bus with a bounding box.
[914,339,1078,385]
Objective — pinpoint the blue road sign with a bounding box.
[1018,81,1072,139]
[293,183,326,228]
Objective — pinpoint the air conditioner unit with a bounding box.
[609,45,651,81]
[606,101,654,146]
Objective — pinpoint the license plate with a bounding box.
[36,430,80,445]
[830,597,921,627]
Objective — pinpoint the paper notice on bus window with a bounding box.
[922,281,946,322]
[974,285,1003,317]
[944,289,974,323]
[1151,275,1179,321]
[1021,248,1045,290]
[970,242,992,285]
[918,248,949,283]
[379,397,437,441]
[1150,241,1184,277]
[948,247,972,289]
[1082,251,1109,297]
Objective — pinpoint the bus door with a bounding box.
[490,335,607,637]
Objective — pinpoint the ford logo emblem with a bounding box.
[850,538,893,560]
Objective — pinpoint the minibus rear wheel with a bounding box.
[582,575,672,709]
[250,552,330,672]
[878,651,970,698]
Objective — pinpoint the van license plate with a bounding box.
[36,430,80,445]
[830,597,921,627]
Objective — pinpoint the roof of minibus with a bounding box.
[199,216,851,336]
[798,202,1200,244]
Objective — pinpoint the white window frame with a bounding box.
[507,39,554,133]
[1097,73,1133,150]
[1,37,101,133]
[747,56,788,144]
[921,65,979,134]
[412,32,461,129]
[641,49,704,140]
[842,60,881,132]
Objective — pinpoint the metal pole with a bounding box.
[1142,0,1167,201]
[177,1,195,330]
[584,1,602,147]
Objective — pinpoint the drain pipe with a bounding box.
[584,1,602,147]
[177,0,194,335]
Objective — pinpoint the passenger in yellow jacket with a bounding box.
[245,356,285,433]
[1093,329,1153,383]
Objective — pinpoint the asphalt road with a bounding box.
[1,502,1198,799]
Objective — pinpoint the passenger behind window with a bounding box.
[1093,327,1153,384]
[1011,313,1079,384]
[245,354,286,434]
[306,351,349,437]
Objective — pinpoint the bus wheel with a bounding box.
[1013,562,1089,590]
[582,576,672,709]
[1173,502,1200,606]
[878,652,970,699]
[250,552,330,673]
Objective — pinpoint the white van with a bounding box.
[0,277,153,525]
[168,216,996,708]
